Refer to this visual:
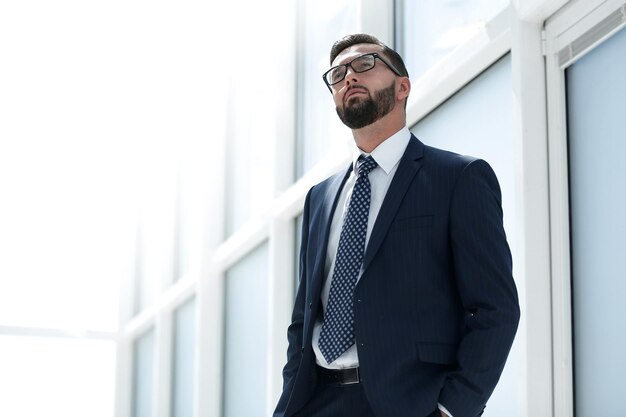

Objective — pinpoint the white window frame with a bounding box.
[545,1,626,415]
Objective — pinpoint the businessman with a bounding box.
[274,34,520,417]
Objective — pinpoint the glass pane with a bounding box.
[174,161,208,281]
[397,0,508,80]
[173,174,189,282]
[224,97,274,237]
[133,230,152,317]
[223,242,269,417]
[0,335,115,417]
[134,168,178,314]
[225,69,275,237]
[171,298,196,417]
[411,55,518,417]
[133,329,155,417]
[296,0,361,177]
[0,161,126,331]
[295,214,304,295]
[566,27,626,417]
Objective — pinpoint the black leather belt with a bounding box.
[317,365,361,385]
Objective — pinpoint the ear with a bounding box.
[396,77,411,102]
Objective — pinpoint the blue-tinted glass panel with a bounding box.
[172,298,196,417]
[566,27,626,417]
[223,242,269,417]
[133,329,155,417]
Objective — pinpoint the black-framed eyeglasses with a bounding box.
[322,53,403,91]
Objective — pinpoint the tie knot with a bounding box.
[357,155,377,177]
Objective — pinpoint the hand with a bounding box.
[440,411,449,417]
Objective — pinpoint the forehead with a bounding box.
[332,43,384,66]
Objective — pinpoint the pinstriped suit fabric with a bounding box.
[292,380,442,417]
[274,136,519,417]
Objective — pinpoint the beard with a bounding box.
[336,80,396,129]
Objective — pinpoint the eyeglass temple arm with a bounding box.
[375,54,403,77]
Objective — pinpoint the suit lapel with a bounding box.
[362,135,424,273]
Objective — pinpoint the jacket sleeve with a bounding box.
[439,159,520,417]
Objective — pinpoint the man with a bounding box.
[274,34,520,417]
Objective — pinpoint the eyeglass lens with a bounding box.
[327,54,376,85]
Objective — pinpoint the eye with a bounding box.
[353,56,375,71]
[329,67,345,84]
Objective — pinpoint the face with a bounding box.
[329,44,400,129]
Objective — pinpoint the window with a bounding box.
[566,26,626,417]
[294,214,304,294]
[0,335,115,417]
[296,0,361,177]
[171,298,196,417]
[223,243,269,417]
[396,0,508,80]
[132,329,156,417]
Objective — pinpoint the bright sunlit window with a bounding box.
[0,0,225,415]
[0,335,116,417]
[397,0,509,80]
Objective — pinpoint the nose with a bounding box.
[343,66,359,85]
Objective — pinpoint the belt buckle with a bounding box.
[343,367,360,385]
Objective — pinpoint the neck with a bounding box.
[351,110,405,153]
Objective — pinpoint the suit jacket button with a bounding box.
[309,302,312,309]
[301,347,304,353]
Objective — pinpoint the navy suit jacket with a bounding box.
[274,135,520,417]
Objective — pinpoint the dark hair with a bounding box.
[329,33,409,79]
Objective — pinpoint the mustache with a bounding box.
[344,85,369,103]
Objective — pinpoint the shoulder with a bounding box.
[422,143,478,169]
[407,138,500,195]
[405,134,478,170]
[420,141,496,177]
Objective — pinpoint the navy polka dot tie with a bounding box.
[319,155,377,364]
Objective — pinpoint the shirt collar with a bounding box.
[351,126,411,175]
